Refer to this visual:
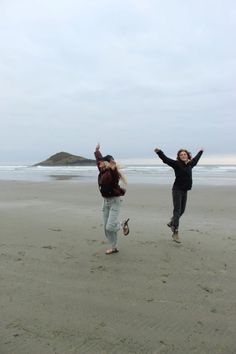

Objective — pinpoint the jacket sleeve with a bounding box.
[94,150,103,170]
[190,150,203,167]
[156,150,178,168]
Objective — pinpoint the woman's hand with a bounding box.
[154,148,160,153]
[96,143,100,151]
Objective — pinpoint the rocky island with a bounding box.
[34,152,96,166]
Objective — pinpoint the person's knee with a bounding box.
[106,223,115,232]
[173,211,181,218]
[106,221,120,232]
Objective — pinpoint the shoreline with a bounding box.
[1,181,236,354]
[0,164,236,186]
[1,177,236,186]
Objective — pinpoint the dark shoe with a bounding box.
[167,222,175,233]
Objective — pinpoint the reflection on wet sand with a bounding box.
[49,174,80,181]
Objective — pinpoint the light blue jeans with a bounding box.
[102,197,122,249]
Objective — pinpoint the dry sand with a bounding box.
[0,180,236,354]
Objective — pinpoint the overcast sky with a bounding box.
[0,0,235,163]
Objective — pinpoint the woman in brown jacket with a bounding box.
[94,143,129,254]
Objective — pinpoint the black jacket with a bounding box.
[156,150,203,191]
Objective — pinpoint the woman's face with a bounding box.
[178,151,189,162]
[98,160,106,169]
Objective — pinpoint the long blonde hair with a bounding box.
[117,166,128,186]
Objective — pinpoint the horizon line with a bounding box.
[0,154,236,166]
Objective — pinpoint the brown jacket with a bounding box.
[94,150,125,198]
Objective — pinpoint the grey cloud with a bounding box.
[0,0,235,162]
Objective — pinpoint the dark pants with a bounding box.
[171,189,188,230]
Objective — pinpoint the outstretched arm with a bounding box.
[190,149,204,167]
[154,148,178,167]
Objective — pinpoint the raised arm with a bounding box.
[94,143,103,166]
[154,148,178,168]
[190,149,204,167]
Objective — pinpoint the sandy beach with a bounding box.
[1,180,236,354]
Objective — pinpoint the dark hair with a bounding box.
[99,154,114,162]
[176,149,192,161]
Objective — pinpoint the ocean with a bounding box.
[0,164,236,186]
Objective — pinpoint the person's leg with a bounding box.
[180,191,188,217]
[103,197,122,249]
[102,198,112,244]
[171,189,182,230]
[105,197,122,249]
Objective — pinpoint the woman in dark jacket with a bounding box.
[154,147,203,243]
[95,143,129,254]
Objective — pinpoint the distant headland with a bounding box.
[34,152,96,166]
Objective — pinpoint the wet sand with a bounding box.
[1,181,236,354]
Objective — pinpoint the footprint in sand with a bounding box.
[42,245,56,250]
[90,265,107,273]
